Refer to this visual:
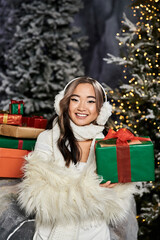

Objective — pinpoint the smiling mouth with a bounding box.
[76,113,88,117]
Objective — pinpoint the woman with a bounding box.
[18,77,138,240]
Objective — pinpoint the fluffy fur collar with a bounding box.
[18,151,137,228]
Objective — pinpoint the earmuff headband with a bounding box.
[54,77,112,125]
[64,77,107,101]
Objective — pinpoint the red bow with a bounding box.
[11,100,24,105]
[103,128,151,146]
[31,115,44,119]
[97,128,151,182]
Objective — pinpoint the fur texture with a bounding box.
[18,151,137,228]
[54,90,64,115]
[96,101,112,125]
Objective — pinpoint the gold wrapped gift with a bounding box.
[0,124,44,139]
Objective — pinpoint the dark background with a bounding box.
[75,0,135,87]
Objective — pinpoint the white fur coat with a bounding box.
[18,129,138,239]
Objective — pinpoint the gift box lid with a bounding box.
[95,137,152,148]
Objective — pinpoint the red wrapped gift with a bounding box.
[9,100,24,115]
[22,116,47,129]
[22,116,30,126]
[28,116,47,129]
[0,113,22,125]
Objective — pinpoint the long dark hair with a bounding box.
[48,77,105,166]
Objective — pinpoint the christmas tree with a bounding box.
[104,0,160,239]
[0,0,86,116]
[0,0,24,72]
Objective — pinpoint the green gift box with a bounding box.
[0,136,36,151]
[95,129,155,183]
[10,103,24,115]
[9,100,24,115]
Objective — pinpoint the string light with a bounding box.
[110,2,159,181]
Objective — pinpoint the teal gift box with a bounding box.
[95,128,155,183]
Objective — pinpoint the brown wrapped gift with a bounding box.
[0,124,44,139]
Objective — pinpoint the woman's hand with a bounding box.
[100,181,118,188]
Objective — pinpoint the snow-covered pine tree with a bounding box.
[104,0,160,239]
[0,0,25,100]
[0,0,87,117]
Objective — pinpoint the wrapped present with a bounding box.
[29,116,47,129]
[22,116,30,127]
[0,136,36,151]
[0,124,44,139]
[0,113,22,125]
[0,148,29,178]
[22,116,47,129]
[95,128,155,183]
[9,100,24,115]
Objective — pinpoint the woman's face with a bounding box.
[68,83,98,126]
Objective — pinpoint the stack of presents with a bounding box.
[0,100,47,178]
[0,100,155,183]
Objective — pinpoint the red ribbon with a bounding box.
[103,128,151,145]
[102,128,151,182]
[18,140,23,149]
[11,100,24,105]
